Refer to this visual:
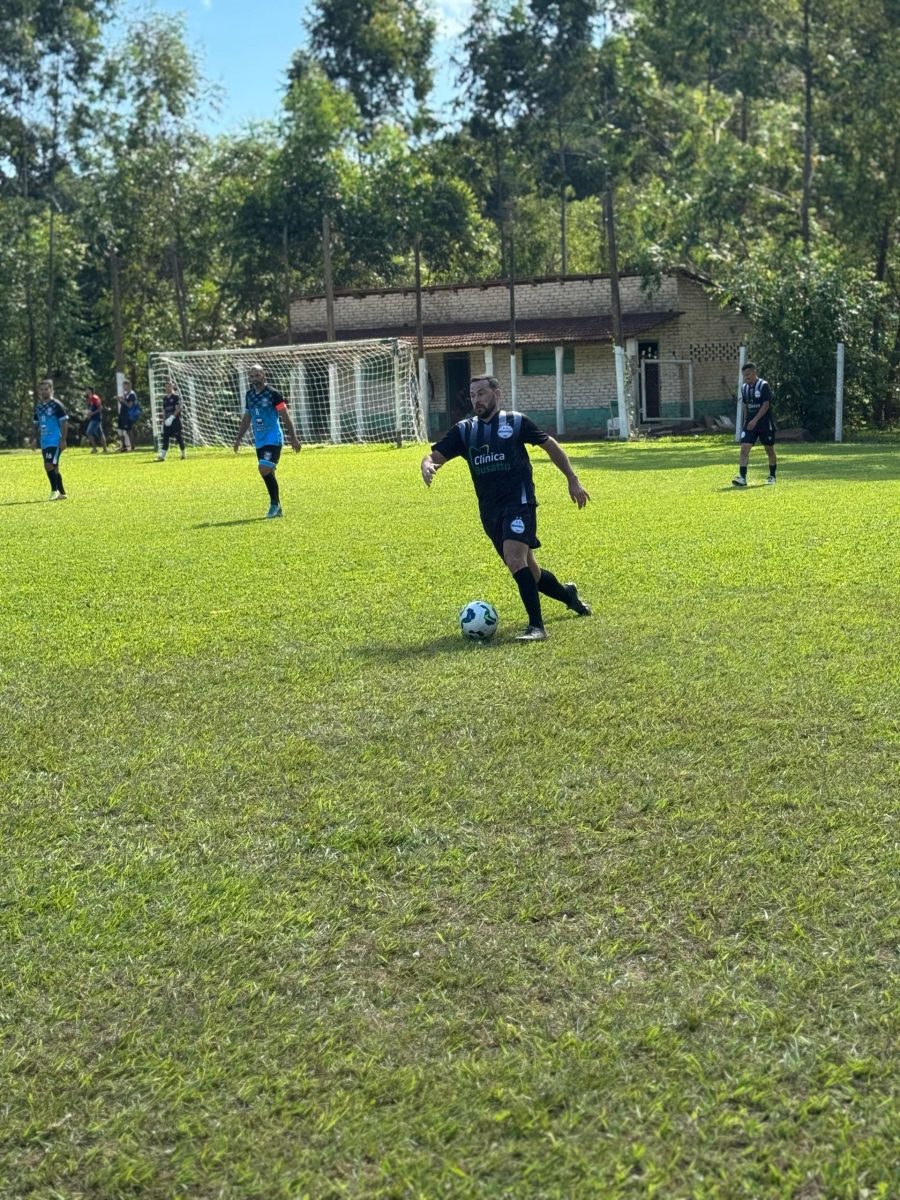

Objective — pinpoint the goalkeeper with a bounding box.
[233,363,301,519]
[158,380,186,460]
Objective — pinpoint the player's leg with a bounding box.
[502,538,545,636]
[44,447,65,498]
[176,423,186,458]
[764,436,777,483]
[531,551,592,615]
[258,446,282,516]
[42,450,57,498]
[733,434,753,486]
[159,424,170,461]
[54,447,66,497]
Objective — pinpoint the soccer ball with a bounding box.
[459,600,499,641]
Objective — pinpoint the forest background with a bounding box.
[1,0,898,445]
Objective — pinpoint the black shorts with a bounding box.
[741,421,776,446]
[480,504,540,557]
[42,446,62,467]
[257,444,282,469]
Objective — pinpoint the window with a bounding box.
[522,345,575,376]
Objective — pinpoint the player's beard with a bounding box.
[474,399,498,420]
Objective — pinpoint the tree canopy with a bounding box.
[0,0,897,442]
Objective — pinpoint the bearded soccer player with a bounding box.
[33,378,69,500]
[233,363,301,518]
[421,374,591,642]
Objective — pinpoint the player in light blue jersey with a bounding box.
[232,363,301,518]
[32,377,69,500]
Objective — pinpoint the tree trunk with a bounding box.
[605,183,623,346]
[283,223,292,344]
[801,0,813,251]
[110,247,125,381]
[323,213,336,342]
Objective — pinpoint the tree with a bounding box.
[307,0,435,129]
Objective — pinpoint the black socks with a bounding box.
[537,569,571,605]
[513,567,544,628]
[263,472,279,504]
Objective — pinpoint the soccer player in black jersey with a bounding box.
[733,362,777,487]
[421,374,591,642]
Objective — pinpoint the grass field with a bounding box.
[1,437,898,1199]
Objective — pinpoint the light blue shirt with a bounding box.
[245,386,285,449]
[33,400,68,448]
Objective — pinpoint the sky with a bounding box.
[118,0,472,136]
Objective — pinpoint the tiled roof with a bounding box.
[277,311,680,350]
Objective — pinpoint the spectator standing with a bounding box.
[84,388,108,453]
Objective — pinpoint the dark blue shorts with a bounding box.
[480,504,540,557]
[86,419,103,439]
[741,421,776,446]
[257,444,282,469]
[42,446,62,467]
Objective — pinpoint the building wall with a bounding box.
[295,274,752,435]
[291,274,681,335]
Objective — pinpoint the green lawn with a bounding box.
[1,438,898,1199]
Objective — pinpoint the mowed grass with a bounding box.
[0,437,898,1200]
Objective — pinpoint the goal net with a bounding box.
[147,339,425,449]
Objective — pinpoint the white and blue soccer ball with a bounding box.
[459,600,499,641]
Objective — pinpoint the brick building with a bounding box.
[287,270,750,437]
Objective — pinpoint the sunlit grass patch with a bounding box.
[1,437,898,1198]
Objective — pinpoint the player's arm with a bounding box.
[59,415,68,450]
[277,403,301,453]
[539,436,590,508]
[422,425,464,486]
[421,449,448,486]
[233,412,250,451]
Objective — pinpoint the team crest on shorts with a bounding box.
[510,517,525,534]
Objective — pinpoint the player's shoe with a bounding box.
[180,452,186,460]
[265,504,283,519]
[515,624,548,642]
[732,475,747,487]
[564,583,592,616]
[48,490,60,501]
[766,474,777,485]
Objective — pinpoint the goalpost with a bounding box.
[147,338,425,450]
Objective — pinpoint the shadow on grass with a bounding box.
[350,634,474,662]
[350,613,591,662]
[0,498,54,507]
[194,517,268,528]
[566,442,900,481]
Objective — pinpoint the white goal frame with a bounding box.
[147,338,425,449]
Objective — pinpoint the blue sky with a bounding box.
[120,0,472,135]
